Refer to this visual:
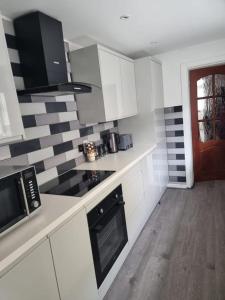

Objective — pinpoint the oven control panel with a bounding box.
[22,167,41,213]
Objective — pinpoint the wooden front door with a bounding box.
[190,65,225,181]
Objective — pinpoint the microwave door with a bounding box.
[0,173,27,234]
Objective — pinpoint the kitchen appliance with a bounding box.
[14,11,91,96]
[0,166,41,235]
[103,132,120,153]
[87,185,128,288]
[118,134,133,151]
[40,169,115,197]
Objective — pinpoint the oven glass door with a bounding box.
[89,203,128,288]
[0,173,27,234]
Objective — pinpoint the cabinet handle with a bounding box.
[53,61,60,65]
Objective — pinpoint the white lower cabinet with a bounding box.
[121,163,146,248]
[0,239,60,300]
[49,208,99,300]
[141,152,159,221]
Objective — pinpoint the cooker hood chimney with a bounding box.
[14,11,91,96]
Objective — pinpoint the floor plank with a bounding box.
[104,181,225,300]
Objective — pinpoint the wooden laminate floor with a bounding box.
[104,181,225,300]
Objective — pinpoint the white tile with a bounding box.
[62,130,80,142]
[24,126,50,140]
[166,124,183,131]
[8,48,20,63]
[3,19,15,35]
[0,145,11,160]
[168,170,186,177]
[104,122,114,130]
[58,111,78,122]
[87,132,101,142]
[166,136,184,143]
[168,160,186,165]
[37,168,58,186]
[55,95,75,102]
[20,103,46,116]
[65,149,80,161]
[28,147,54,164]
[167,148,185,154]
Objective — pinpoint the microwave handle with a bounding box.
[18,176,30,215]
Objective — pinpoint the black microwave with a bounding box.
[0,165,41,236]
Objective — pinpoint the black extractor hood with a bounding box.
[14,11,91,96]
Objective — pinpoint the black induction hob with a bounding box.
[40,169,115,197]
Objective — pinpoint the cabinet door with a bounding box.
[98,49,123,121]
[0,240,60,300]
[141,153,159,220]
[50,209,99,300]
[0,16,24,142]
[121,163,146,246]
[120,59,138,118]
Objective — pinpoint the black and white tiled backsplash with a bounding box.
[164,105,186,184]
[0,19,118,186]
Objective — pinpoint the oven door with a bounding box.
[89,202,128,288]
[0,172,27,235]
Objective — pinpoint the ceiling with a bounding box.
[0,0,225,58]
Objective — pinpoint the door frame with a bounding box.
[181,54,225,187]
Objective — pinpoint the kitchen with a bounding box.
[0,1,225,299]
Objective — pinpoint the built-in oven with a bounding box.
[87,185,128,288]
[0,165,41,236]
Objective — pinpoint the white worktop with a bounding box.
[0,143,156,277]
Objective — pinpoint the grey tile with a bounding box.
[18,95,32,103]
[8,48,20,64]
[31,95,57,103]
[9,139,41,157]
[93,124,105,133]
[70,120,81,130]
[166,131,175,137]
[79,126,94,137]
[0,145,11,160]
[50,122,70,135]
[57,159,76,175]
[33,161,45,174]
[72,137,89,148]
[167,154,177,160]
[0,154,29,166]
[40,134,63,148]
[66,101,77,111]
[53,141,73,155]
[46,102,67,113]
[22,115,36,128]
[35,113,60,126]
[3,19,15,35]
[13,76,25,90]
[75,154,86,166]
[44,153,66,170]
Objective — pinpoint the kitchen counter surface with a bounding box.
[0,143,156,277]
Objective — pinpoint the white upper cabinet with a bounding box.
[0,16,24,144]
[70,44,137,123]
[120,58,137,118]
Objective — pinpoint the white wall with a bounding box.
[155,38,225,107]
